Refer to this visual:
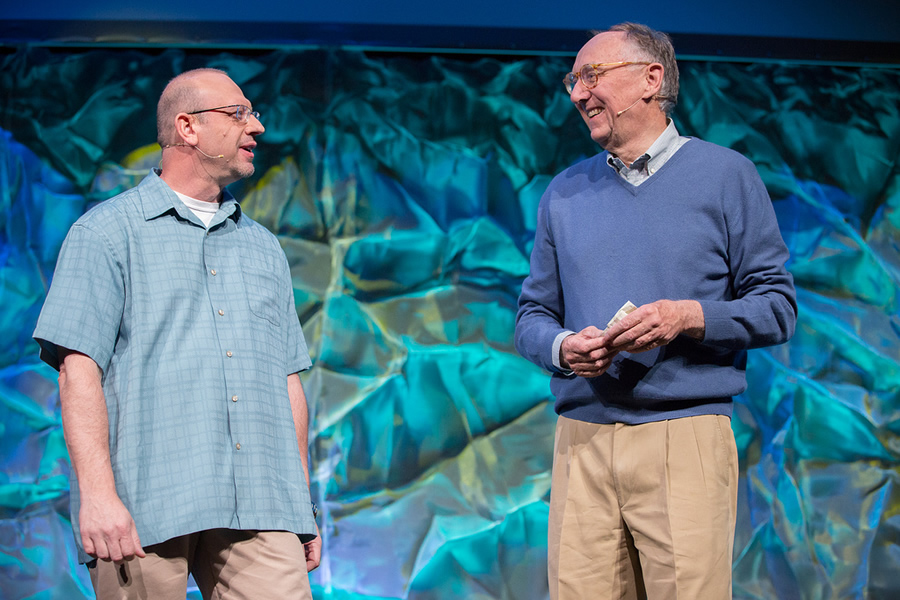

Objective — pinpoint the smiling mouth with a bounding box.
[586,107,605,118]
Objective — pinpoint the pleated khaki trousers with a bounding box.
[548,414,738,600]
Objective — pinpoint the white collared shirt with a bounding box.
[606,120,690,186]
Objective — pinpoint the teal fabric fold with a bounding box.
[0,48,897,599]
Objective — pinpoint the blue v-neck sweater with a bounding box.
[515,139,797,425]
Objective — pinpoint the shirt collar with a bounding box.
[607,119,682,175]
[140,168,242,224]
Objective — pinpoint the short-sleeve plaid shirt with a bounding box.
[34,170,316,562]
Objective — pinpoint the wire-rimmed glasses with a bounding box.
[563,61,652,94]
[188,104,261,123]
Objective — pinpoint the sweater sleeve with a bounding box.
[699,159,797,349]
[515,190,571,373]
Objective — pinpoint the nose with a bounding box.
[569,79,590,104]
[247,114,265,135]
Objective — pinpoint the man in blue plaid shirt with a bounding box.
[34,68,320,599]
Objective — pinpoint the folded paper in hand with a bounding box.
[605,301,637,331]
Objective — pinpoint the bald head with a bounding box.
[156,68,230,147]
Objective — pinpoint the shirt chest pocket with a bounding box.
[240,266,282,327]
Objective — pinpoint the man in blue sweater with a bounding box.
[515,23,797,599]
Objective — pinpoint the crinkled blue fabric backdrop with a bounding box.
[0,47,898,599]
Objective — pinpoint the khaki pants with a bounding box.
[548,414,738,600]
[88,529,312,600]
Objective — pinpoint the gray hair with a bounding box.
[156,68,228,147]
[599,22,679,115]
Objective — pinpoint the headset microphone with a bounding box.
[616,96,643,117]
[193,146,225,160]
[616,94,670,117]
[164,143,225,159]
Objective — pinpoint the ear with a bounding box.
[174,113,199,145]
[644,63,664,99]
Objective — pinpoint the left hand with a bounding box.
[304,523,322,572]
[603,299,705,353]
[561,326,619,378]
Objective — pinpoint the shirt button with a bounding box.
[226,351,233,358]
[232,395,238,402]
[218,309,225,316]
[210,269,217,276]
[236,443,241,450]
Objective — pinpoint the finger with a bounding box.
[118,529,145,561]
[574,364,606,377]
[568,355,601,369]
[92,537,112,561]
[106,537,125,563]
[604,313,640,339]
[305,540,322,571]
[576,366,608,378]
[579,326,604,339]
[82,534,97,558]
[572,363,606,376]
[118,534,136,561]
[630,336,663,353]
[132,528,146,559]
[567,340,605,357]
[578,354,619,376]
[589,346,616,360]
[570,342,612,360]
[572,351,614,369]
[607,327,648,350]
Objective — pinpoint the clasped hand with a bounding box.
[560,299,704,378]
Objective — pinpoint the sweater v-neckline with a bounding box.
[606,138,692,196]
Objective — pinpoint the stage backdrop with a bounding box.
[0,47,898,600]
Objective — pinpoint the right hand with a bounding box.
[560,326,619,378]
[304,522,322,572]
[79,491,145,562]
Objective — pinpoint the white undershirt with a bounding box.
[175,192,219,227]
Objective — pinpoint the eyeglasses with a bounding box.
[563,61,652,94]
[188,104,261,123]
